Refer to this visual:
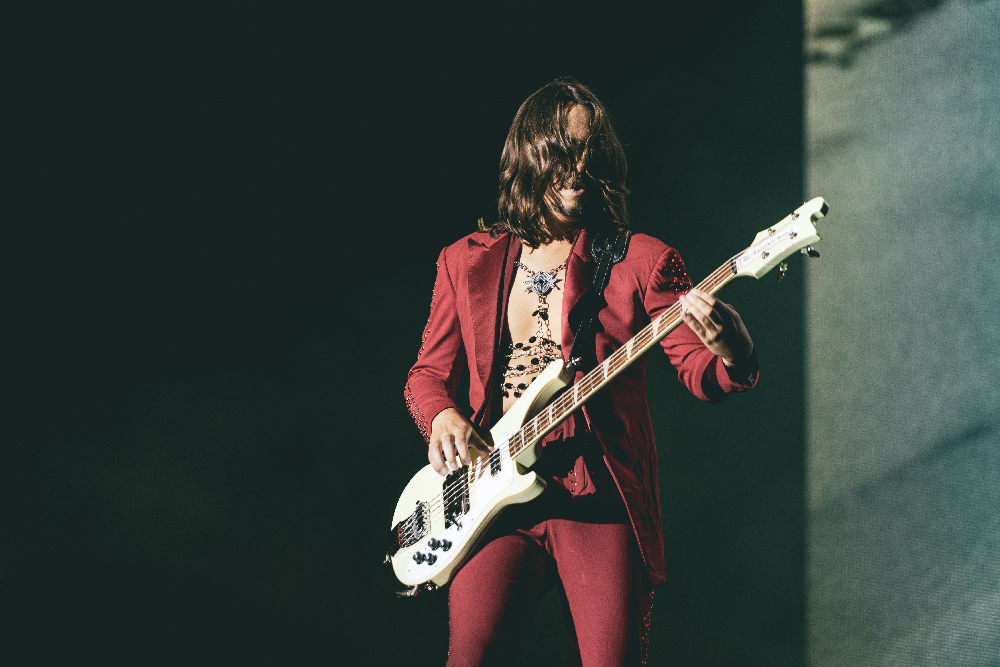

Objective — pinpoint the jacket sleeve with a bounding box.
[643,246,758,403]
[404,248,467,441]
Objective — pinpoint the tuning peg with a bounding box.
[777,262,788,282]
[801,245,820,258]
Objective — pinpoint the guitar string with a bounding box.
[400,220,819,558]
[416,261,739,526]
[411,256,742,529]
[501,255,740,457]
[509,255,738,450]
[407,249,749,552]
[419,259,738,522]
[409,279,685,531]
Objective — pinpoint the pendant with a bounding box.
[525,271,558,296]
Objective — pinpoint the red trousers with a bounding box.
[445,493,653,667]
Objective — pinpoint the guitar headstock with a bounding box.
[732,197,829,280]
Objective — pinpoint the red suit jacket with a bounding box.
[404,228,757,588]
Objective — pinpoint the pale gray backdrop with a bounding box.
[806,0,1000,664]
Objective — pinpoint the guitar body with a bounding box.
[388,359,575,589]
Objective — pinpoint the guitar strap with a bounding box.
[567,229,631,361]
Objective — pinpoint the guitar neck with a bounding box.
[501,195,829,459]
[507,255,741,458]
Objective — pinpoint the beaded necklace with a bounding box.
[502,259,568,400]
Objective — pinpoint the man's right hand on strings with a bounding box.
[428,408,493,476]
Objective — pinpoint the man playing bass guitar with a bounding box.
[404,77,759,667]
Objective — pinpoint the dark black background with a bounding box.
[6,3,804,665]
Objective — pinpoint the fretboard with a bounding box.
[506,254,742,459]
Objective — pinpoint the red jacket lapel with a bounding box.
[467,233,518,397]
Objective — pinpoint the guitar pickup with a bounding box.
[443,468,470,529]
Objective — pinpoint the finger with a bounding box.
[457,427,493,464]
[455,435,471,466]
[681,292,714,320]
[680,296,713,332]
[470,430,493,454]
[682,290,705,312]
[681,309,707,339]
[686,288,716,307]
[442,435,459,472]
[694,296,724,330]
[711,298,737,321]
[428,441,447,476]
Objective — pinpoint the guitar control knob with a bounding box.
[412,552,427,564]
[428,538,441,550]
[426,554,438,565]
[441,540,453,551]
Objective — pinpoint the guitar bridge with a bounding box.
[386,500,429,558]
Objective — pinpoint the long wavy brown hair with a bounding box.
[480,77,629,248]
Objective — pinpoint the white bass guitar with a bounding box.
[387,197,829,594]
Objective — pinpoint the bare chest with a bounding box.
[500,264,567,411]
[506,266,566,344]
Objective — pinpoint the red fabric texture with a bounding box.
[446,516,647,667]
[405,228,757,588]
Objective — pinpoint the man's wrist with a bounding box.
[722,347,752,368]
[432,406,461,424]
[722,348,758,385]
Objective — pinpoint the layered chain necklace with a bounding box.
[502,258,569,400]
